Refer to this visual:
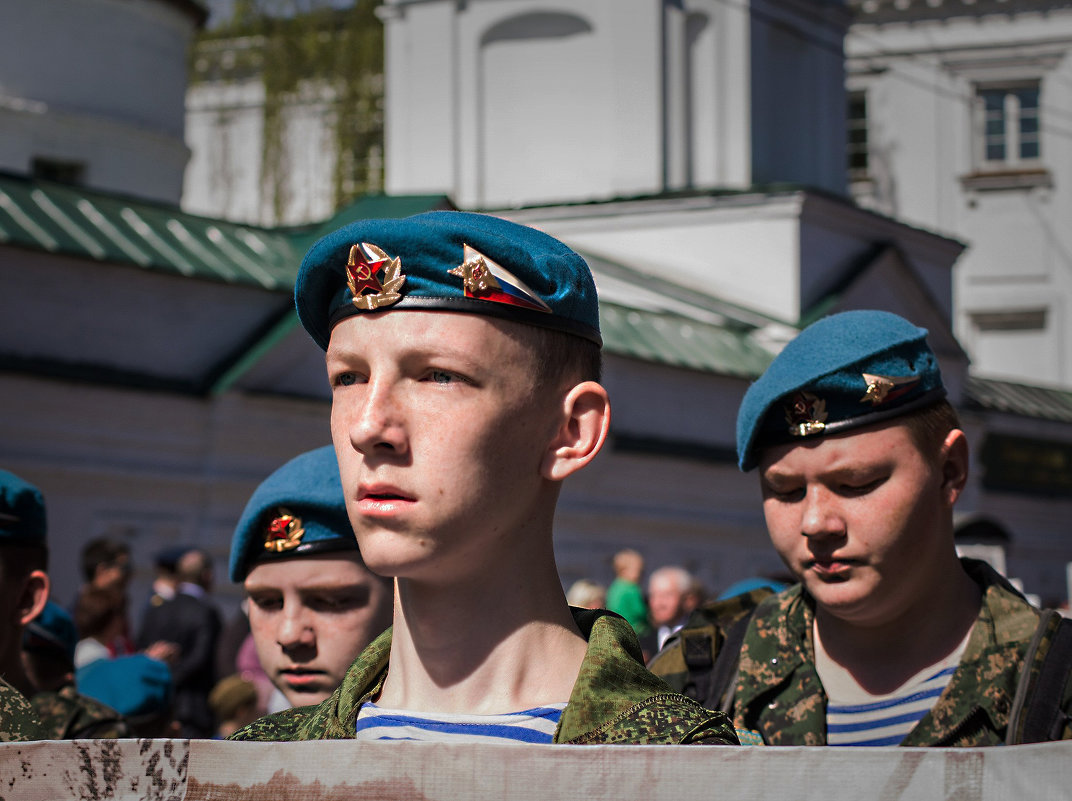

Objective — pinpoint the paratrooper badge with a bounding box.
[785,391,828,437]
[263,508,305,553]
[448,244,552,313]
[346,243,405,311]
[860,373,919,406]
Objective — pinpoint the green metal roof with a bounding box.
[600,303,772,377]
[1,172,779,387]
[0,171,300,290]
[965,375,1072,424]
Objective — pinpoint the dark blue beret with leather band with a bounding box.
[736,310,947,471]
[294,211,601,350]
[228,446,358,582]
[0,469,46,547]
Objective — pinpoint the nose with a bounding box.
[276,604,315,653]
[799,486,845,540]
[349,377,408,457]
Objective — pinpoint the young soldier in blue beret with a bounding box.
[0,469,128,740]
[228,446,393,711]
[650,310,1072,746]
[231,211,736,744]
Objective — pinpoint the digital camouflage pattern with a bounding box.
[0,676,46,741]
[31,683,130,740]
[651,559,1072,746]
[231,608,739,745]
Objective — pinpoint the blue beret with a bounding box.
[24,601,77,662]
[77,654,172,718]
[0,469,46,547]
[295,211,601,350]
[736,310,947,471]
[228,446,357,582]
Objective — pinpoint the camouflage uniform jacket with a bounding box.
[231,607,738,745]
[0,676,46,741]
[651,559,1072,746]
[31,683,130,740]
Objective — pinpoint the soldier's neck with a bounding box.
[813,561,981,695]
[377,552,586,716]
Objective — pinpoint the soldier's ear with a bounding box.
[938,429,969,506]
[541,381,611,481]
[17,570,49,628]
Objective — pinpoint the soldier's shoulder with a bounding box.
[0,678,46,742]
[228,704,326,742]
[65,689,130,739]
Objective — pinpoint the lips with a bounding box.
[358,483,413,502]
[807,556,858,577]
[357,483,414,515]
[279,668,326,687]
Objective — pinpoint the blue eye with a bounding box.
[337,373,357,386]
[430,370,454,384]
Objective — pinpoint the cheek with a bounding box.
[763,503,798,553]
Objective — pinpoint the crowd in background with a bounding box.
[42,536,784,739]
[567,549,789,663]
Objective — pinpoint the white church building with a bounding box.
[1,0,1070,611]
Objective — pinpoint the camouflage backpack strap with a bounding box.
[1007,609,1072,744]
[651,587,772,712]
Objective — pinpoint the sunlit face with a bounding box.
[245,554,393,707]
[758,422,956,628]
[325,311,561,584]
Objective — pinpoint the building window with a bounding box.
[32,157,85,186]
[847,91,868,177]
[977,82,1040,167]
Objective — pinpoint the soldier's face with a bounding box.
[325,311,561,585]
[245,554,393,707]
[758,422,961,628]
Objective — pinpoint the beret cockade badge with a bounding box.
[263,508,305,553]
[346,242,406,311]
[448,244,552,313]
[785,391,828,437]
[860,373,920,406]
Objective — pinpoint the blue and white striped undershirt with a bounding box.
[816,626,969,747]
[354,702,567,744]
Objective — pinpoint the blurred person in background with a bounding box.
[136,548,220,737]
[565,579,606,610]
[605,548,650,639]
[208,674,261,738]
[72,586,127,668]
[77,653,177,738]
[645,567,704,654]
[23,601,128,738]
[77,537,134,656]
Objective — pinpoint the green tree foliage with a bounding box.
[193,0,383,222]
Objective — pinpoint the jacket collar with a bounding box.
[902,558,1038,746]
[309,607,672,742]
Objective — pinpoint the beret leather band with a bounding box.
[757,386,948,452]
[296,211,602,351]
[327,292,601,345]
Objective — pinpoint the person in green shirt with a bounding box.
[605,548,650,639]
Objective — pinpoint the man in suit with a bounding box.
[137,547,220,737]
